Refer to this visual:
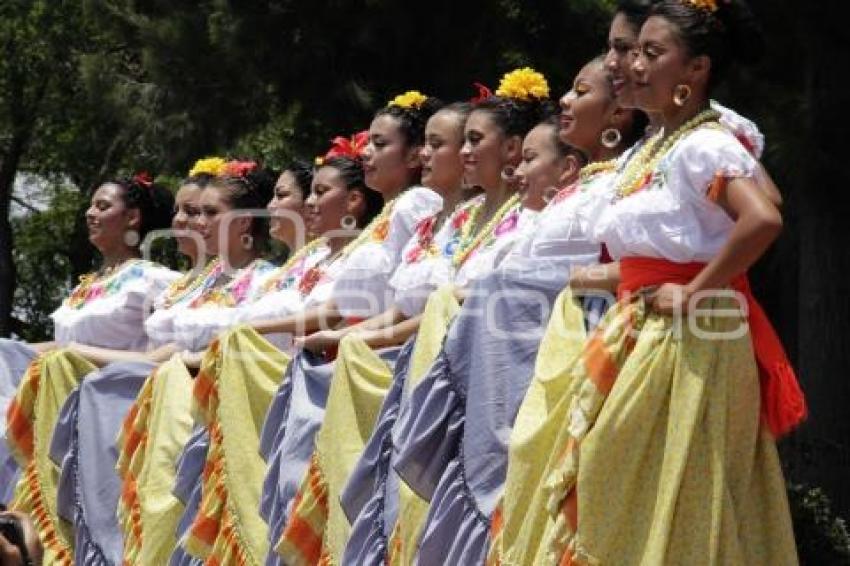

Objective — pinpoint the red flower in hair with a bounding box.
[324,130,369,161]
[222,160,258,177]
[133,171,153,187]
[470,82,493,104]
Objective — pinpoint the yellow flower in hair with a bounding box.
[684,0,718,12]
[389,90,428,109]
[188,157,227,177]
[495,67,550,101]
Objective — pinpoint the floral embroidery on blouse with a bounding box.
[64,260,147,310]
[188,260,271,308]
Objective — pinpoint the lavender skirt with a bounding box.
[388,261,607,564]
[51,361,154,565]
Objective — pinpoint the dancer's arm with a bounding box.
[650,177,781,314]
[251,299,343,336]
[67,342,179,367]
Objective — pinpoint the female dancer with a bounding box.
[255,93,446,566]
[2,175,177,562]
[506,1,801,563]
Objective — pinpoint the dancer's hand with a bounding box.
[647,283,693,315]
[296,330,344,354]
[146,343,179,364]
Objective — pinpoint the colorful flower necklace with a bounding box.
[405,197,484,264]
[614,108,721,201]
[260,238,328,294]
[298,198,398,296]
[452,193,520,268]
[161,257,222,309]
[64,259,145,310]
[189,259,269,308]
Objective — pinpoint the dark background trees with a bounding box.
[2,0,849,558]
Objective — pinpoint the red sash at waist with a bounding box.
[618,257,806,438]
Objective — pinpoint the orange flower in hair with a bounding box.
[318,130,369,163]
[222,160,258,177]
[683,0,718,12]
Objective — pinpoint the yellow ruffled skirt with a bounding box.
[500,295,798,565]
[6,350,95,565]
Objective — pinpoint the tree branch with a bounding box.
[11,195,39,214]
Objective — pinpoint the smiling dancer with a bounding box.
[502,1,802,563]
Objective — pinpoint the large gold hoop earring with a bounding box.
[673,84,692,107]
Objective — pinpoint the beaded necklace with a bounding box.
[551,160,619,206]
[404,197,482,264]
[452,193,520,268]
[260,238,328,294]
[614,108,721,201]
[298,198,398,296]
[64,259,144,310]
[190,258,270,308]
[579,159,618,183]
[161,257,221,309]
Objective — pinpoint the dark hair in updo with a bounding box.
[209,166,279,249]
[616,0,657,32]
[436,102,473,137]
[107,176,174,242]
[375,96,445,147]
[651,0,764,89]
[474,95,558,140]
[320,156,384,227]
[282,159,314,200]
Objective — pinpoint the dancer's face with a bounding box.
[268,170,307,247]
[363,114,419,194]
[559,61,617,155]
[172,183,203,258]
[85,183,140,254]
[420,110,466,195]
[606,12,641,108]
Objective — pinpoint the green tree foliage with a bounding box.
[1,0,87,336]
[11,183,85,341]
